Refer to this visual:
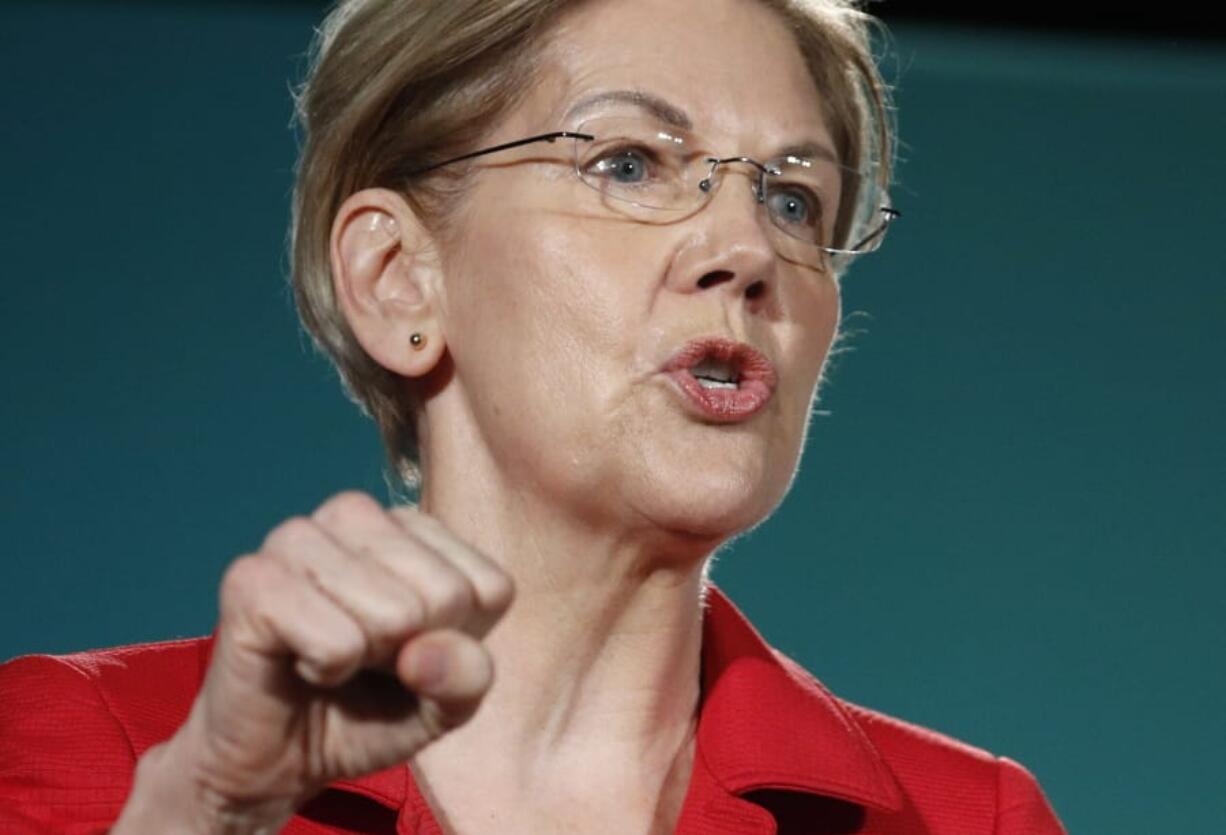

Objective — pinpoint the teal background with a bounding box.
[2,4,1224,831]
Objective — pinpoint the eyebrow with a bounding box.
[564,89,693,129]
[777,142,840,166]
[562,88,839,165]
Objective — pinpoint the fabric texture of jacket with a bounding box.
[0,584,1066,834]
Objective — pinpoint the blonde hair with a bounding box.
[290,0,896,487]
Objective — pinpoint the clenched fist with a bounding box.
[113,491,514,834]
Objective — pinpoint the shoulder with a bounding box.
[837,691,1001,788]
[0,637,211,831]
[1,636,211,751]
[773,651,1066,834]
[840,692,1064,833]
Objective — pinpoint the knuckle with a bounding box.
[391,506,449,543]
[474,569,515,613]
[364,594,424,642]
[314,490,382,526]
[261,515,317,555]
[219,554,274,609]
[309,626,366,676]
[328,618,368,659]
[424,575,476,624]
[218,558,306,648]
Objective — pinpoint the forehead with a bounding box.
[513,0,834,153]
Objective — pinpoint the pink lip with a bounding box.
[662,337,778,423]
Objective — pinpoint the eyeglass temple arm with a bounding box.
[826,206,901,255]
[406,131,595,176]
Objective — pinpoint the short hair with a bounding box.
[289,0,896,487]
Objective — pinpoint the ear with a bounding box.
[329,188,446,378]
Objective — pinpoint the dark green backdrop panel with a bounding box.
[3,5,1223,832]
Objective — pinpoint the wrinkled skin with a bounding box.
[111,1,846,833]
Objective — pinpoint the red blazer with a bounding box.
[0,586,1065,834]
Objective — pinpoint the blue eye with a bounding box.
[590,146,655,184]
[766,186,818,227]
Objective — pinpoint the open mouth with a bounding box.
[662,337,778,422]
[691,356,741,390]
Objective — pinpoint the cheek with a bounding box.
[442,202,645,420]
[784,276,842,381]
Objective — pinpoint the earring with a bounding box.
[410,333,426,351]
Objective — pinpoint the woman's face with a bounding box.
[434,0,842,541]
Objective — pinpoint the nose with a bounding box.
[667,165,778,303]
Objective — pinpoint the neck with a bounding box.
[409,413,712,810]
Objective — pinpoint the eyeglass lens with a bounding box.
[569,115,889,271]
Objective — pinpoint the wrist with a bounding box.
[111,735,296,835]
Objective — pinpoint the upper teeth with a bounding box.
[692,358,738,385]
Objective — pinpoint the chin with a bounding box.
[628,441,793,543]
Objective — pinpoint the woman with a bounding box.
[0,0,1066,832]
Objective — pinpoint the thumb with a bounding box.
[397,629,494,736]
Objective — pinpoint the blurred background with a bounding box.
[2,3,1223,832]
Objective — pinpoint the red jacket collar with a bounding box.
[694,584,902,812]
[325,583,903,815]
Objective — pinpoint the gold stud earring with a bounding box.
[410,333,426,351]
